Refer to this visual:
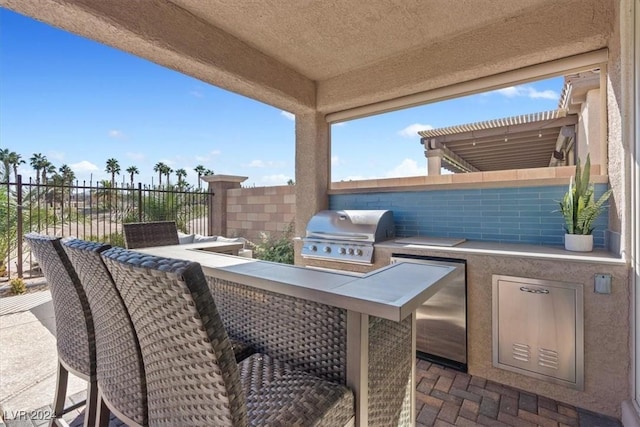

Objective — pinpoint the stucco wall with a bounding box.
[225,185,295,243]
[607,10,626,254]
[374,245,630,418]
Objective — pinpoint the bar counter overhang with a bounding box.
[137,241,457,426]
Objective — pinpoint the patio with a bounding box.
[0,0,637,424]
[0,290,623,427]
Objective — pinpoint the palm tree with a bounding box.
[8,152,25,181]
[126,166,139,187]
[105,158,121,187]
[194,165,206,189]
[153,162,167,187]
[94,180,113,208]
[163,166,173,186]
[41,161,56,184]
[29,153,47,184]
[175,168,187,185]
[204,169,214,176]
[58,164,75,185]
[0,148,10,182]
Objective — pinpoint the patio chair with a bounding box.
[63,239,256,427]
[101,247,354,427]
[62,239,147,427]
[123,221,179,249]
[24,233,97,427]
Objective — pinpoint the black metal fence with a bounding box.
[1,175,213,279]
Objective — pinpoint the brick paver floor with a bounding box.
[415,359,622,427]
[2,359,625,426]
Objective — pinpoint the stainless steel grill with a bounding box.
[301,210,395,264]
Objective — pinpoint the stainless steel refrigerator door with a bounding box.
[390,256,466,365]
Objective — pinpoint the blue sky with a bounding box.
[1,8,562,187]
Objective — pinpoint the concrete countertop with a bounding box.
[137,242,457,321]
[376,238,626,266]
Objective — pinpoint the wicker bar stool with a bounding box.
[101,247,354,427]
[63,239,255,427]
[123,221,179,249]
[24,233,98,427]
[62,239,147,427]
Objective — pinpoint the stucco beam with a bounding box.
[1,0,316,114]
[318,0,614,117]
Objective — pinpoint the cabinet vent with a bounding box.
[539,348,559,370]
[512,343,530,362]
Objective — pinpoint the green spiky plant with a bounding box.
[558,154,612,235]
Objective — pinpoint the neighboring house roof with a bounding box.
[417,70,600,173]
[418,109,568,139]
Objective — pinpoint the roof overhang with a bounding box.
[0,0,616,117]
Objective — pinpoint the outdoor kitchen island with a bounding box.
[136,242,458,427]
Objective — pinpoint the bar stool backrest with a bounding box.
[63,239,148,426]
[24,233,95,378]
[101,247,247,427]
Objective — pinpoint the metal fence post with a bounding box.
[16,175,23,278]
[138,182,143,222]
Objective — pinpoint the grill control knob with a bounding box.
[355,249,363,256]
[348,248,354,255]
[339,247,346,255]
[323,246,331,253]
[310,245,317,252]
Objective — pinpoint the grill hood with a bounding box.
[305,210,395,243]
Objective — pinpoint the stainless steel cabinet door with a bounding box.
[493,275,584,389]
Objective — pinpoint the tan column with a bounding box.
[202,175,247,237]
[577,88,602,166]
[294,112,330,264]
[426,150,443,176]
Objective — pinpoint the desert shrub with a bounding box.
[10,277,26,295]
[86,232,126,248]
[249,222,294,265]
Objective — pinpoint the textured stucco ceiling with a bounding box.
[170,0,556,81]
[0,0,616,115]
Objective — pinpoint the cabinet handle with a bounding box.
[519,286,549,294]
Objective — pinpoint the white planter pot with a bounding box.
[564,234,593,252]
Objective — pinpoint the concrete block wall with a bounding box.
[226,185,295,243]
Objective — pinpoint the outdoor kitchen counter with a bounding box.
[375,238,626,266]
[137,242,458,322]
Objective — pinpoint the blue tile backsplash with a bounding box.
[329,184,610,248]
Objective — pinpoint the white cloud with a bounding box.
[281,111,295,121]
[398,123,434,138]
[527,88,559,100]
[331,156,344,166]
[70,160,99,172]
[108,129,125,139]
[246,160,285,168]
[126,152,145,161]
[189,90,204,98]
[384,158,425,178]
[495,86,520,97]
[195,150,221,162]
[495,85,559,100]
[260,174,290,185]
[48,150,65,161]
